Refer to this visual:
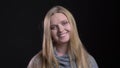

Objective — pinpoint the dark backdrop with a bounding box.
[4,0,118,68]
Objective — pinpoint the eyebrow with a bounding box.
[50,19,68,25]
[61,20,68,22]
[50,24,57,27]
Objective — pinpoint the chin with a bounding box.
[59,38,70,43]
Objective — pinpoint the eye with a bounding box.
[62,21,68,26]
[50,25,57,30]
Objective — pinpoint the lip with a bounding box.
[58,32,67,37]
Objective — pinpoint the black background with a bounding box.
[3,0,118,68]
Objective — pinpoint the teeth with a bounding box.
[61,34,65,36]
[59,33,66,37]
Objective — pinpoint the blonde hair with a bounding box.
[28,5,91,68]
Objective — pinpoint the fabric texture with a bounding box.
[54,48,98,68]
[27,49,99,68]
[54,48,73,68]
[88,54,99,68]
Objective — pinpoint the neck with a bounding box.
[55,43,68,56]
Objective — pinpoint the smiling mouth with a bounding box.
[58,32,67,37]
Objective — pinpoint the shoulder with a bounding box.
[27,51,42,68]
[88,54,99,68]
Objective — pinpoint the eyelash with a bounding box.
[50,21,68,30]
[50,26,57,30]
[62,21,68,26]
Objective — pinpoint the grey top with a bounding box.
[27,50,98,68]
[88,54,99,68]
[54,49,98,68]
[54,50,71,68]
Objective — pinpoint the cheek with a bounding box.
[51,30,57,38]
[51,31,54,38]
[66,25,71,31]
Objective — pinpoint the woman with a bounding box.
[27,5,98,68]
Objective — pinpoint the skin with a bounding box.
[50,13,71,56]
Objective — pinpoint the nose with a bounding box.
[58,25,64,32]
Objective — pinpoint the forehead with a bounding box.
[50,13,68,24]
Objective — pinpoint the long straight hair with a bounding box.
[28,5,91,68]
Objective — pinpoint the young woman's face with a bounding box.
[50,13,71,44]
